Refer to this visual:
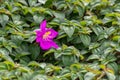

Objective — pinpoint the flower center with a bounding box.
[43,31,51,39]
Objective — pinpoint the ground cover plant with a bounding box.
[0,0,120,80]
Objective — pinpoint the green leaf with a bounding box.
[91,25,104,36]
[53,12,65,20]
[33,14,44,24]
[107,62,118,74]
[28,61,40,67]
[11,15,21,21]
[87,54,100,61]
[0,48,13,62]
[31,75,47,80]
[38,0,47,4]
[106,72,116,80]
[70,63,81,72]
[63,26,75,37]
[54,48,62,59]
[112,36,120,41]
[28,0,37,7]
[76,6,84,18]
[15,52,30,59]
[89,43,100,50]
[18,66,31,73]
[0,14,9,27]
[71,73,78,80]
[105,27,116,36]
[80,34,91,47]
[26,35,36,43]
[44,49,55,57]
[11,35,23,46]
[84,72,96,80]
[29,44,40,60]
[62,55,77,66]
[18,0,28,6]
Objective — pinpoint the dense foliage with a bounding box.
[0,0,120,80]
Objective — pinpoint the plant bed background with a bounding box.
[0,0,120,80]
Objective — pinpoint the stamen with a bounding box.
[43,31,51,40]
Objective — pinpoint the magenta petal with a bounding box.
[47,29,58,39]
[35,29,42,36]
[40,20,47,31]
[36,36,42,43]
[35,29,44,43]
[40,40,59,50]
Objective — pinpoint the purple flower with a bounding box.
[35,20,59,50]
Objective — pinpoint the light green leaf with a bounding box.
[87,54,100,61]
[63,26,75,37]
[28,0,37,7]
[80,34,91,47]
[0,14,9,27]
[38,0,47,4]
[33,14,44,24]
[84,72,96,80]
[53,12,65,20]
[106,72,116,80]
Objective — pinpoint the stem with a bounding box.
[97,71,105,80]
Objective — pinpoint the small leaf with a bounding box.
[62,55,77,66]
[33,14,44,24]
[106,72,116,80]
[76,6,84,18]
[63,26,75,37]
[112,36,120,41]
[18,0,28,6]
[38,0,47,4]
[43,49,55,57]
[29,44,40,60]
[28,61,40,67]
[0,14,9,27]
[87,54,100,61]
[80,34,91,47]
[89,43,100,50]
[53,12,65,20]
[28,0,37,7]
[84,72,96,80]
[91,25,104,36]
